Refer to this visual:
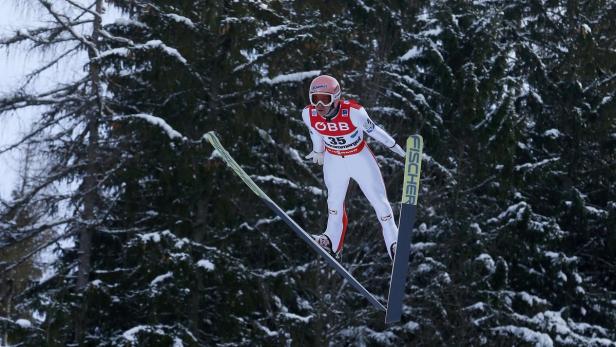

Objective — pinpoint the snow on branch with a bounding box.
[514,157,560,172]
[399,46,424,61]
[38,0,99,56]
[253,175,323,195]
[163,13,196,29]
[98,40,187,65]
[492,325,553,347]
[259,70,321,85]
[113,114,187,141]
[422,153,456,183]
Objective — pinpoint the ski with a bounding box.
[204,132,386,312]
[385,135,423,324]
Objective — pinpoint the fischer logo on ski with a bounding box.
[386,135,423,324]
[401,136,422,205]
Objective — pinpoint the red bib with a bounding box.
[308,100,366,156]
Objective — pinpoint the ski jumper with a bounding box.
[302,100,399,258]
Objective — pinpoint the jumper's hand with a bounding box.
[305,151,324,165]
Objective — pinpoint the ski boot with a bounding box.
[390,242,397,261]
[311,234,341,260]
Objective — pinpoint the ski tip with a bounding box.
[406,134,423,149]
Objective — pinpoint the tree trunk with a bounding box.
[74,0,103,343]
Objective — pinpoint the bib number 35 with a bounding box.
[328,136,347,145]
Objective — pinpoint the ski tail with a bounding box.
[385,135,423,324]
[204,131,386,312]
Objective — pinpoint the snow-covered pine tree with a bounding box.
[2,0,614,345]
[383,0,616,345]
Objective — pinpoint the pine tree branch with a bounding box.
[38,0,99,57]
[0,112,77,156]
[0,218,73,254]
[0,77,88,113]
[63,0,102,21]
[22,44,82,87]
[0,229,78,276]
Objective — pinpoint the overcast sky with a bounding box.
[0,2,122,200]
[0,2,41,200]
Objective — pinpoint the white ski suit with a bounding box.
[302,100,400,258]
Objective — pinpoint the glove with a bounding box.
[390,143,405,158]
[305,151,324,165]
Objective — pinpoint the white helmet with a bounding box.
[309,75,341,107]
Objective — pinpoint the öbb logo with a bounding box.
[315,122,350,132]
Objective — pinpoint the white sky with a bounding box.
[0,1,122,200]
[0,2,43,200]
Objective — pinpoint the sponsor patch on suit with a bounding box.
[365,119,375,133]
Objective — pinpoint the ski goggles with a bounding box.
[309,93,336,107]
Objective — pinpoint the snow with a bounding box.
[256,127,276,145]
[173,337,184,347]
[475,253,496,273]
[439,272,452,284]
[509,310,615,346]
[209,149,223,160]
[260,70,321,85]
[175,237,188,248]
[492,325,554,347]
[400,47,424,61]
[253,175,323,195]
[581,24,592,35]
[412,242,436,251]
[543,129,561,138]
[544,251,578,265]
[151,271,173,286]
[113,18,148,29]
[142,40,187,64]
[257,24,287,36]
[470,223,483,234]
[122,325,165,342]
[573,272,582,284]
[422,153,456,182]
[197,259,215,271]
[355,0,375,12]
[139,231,162,243]
[116,113,187,141]
[16,318,32,329]
[601,96,612,106]
[338,326,396,344]
[515,157,560,172]
[421,26,443,37]
[515,291,548,307]
[170,252,189,261]
[404,321,420,332]
[254,321,278,337]
[164,13,195,28]
[464,302,488,312]
[585,205,608,217]
[99,40,187,65]
[417,263,433,273]
[280,312,312,323]
[496,201,528,222]
[297,297,312,311]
